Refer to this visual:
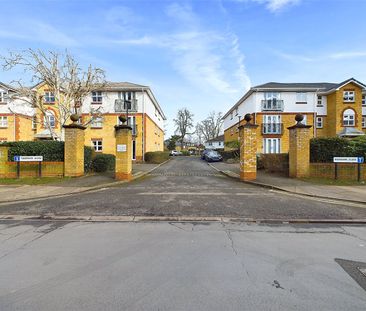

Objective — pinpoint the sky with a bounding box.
[1,0,366,137]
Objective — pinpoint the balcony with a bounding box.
[261,99,284,111]
[115,99,138,113]
[262,123,283,135]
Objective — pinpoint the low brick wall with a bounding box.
[310,163,366,181]
[0,162,64,178]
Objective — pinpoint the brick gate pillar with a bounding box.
[63,114,86,177]
[115,116,132,181]
[0,145,9,177]
[287,114,312,178]
[239,114,259,181]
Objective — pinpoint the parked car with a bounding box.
[201,149,211,160]
[170,150,182,156]
[204,150,223,162]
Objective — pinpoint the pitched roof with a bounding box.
[103,81,148,89]
[0,82,18,92]
[206,134,224,143]
[253,82,338,91]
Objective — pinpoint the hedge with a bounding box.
[218,149,240,161]
[84,146,94,173]
[310,137,366,163]
[7,141,65,162]
[145,151,170,164]
[91,154,115,172]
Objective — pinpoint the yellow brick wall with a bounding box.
[325,82,363,136]
[144,115,164,153]
[288,126,311,178]
[224,113,314,154]
[0,114,35,142]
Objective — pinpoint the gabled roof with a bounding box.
[318,77,366,94]
[103,81,148,90]
[0,82,18,92]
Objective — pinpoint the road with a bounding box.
[0,220,365,310]
[0,157,366,220]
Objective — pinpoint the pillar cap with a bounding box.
[287,114,312,130]
[115,125,132,131]
[63,124,86,130]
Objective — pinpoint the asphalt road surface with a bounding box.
[0,220,365,310]
[0,157,366,220]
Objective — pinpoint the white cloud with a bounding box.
[329,51,366,60]
[110,4,251,94]
[234,0,301,12]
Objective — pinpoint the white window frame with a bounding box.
[263,115,281,134]
[343,109,355,126]
[230,112,233,120]
[92,140,103,152]
[92,91,103,103]
[316,117,323,129]
[32,116,37,130]
[0,116,8,128]
[44,111,56,128]
[91,116,103,128]
[317,95,323,107]
[296,92,307,103]
[343,91,355,102]
[0,91,8,103]
[263,138,281,154]
[362,94,366,106]
[362,116,366,128]
[44,91,55,103]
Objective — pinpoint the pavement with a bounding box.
[0,220,366,310]
[209,162,366,204]
[0,162,162,203]
[1,157,366,221]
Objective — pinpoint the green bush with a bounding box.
[310,137,366,162]
[225,140,240,149]
[7,141,64,161]
[91,154,115,172]
[181,150,190,156]
[145,151,170,164]
[84,146,94,173]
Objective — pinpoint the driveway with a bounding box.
[0,157,366,220]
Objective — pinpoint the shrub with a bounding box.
[145,151,170,163]
[91,154,115,172]
[225,140,240,149]
[310,137,357,162]
[259,153,289,174]
[7,141,64,161]
[84,146,94,173]
[181,150,190,156]
[218,149,240,161]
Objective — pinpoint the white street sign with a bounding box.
[14,156,43,162]
[117,144,127,152]
[333,157,364,163]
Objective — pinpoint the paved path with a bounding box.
[1,157,366,220]
[210,162,366,204]
[0,220,365,310]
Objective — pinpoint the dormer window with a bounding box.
[92,91,103,104]
[44,91,55,103]
[343,91,355,102]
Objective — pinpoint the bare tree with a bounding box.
[198,111,223,142]
[1,49,106,140]
[173,108,194,147]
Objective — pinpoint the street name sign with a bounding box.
[333,157,364,163]
[14,156,43,162]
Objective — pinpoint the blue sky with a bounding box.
[1,0,366,136]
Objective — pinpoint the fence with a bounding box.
[310,163,366,181]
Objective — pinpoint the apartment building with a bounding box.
[0,81,166,161]
[223,78,366,154]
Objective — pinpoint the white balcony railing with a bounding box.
[261,99,284,111]
[262,123,283,134]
